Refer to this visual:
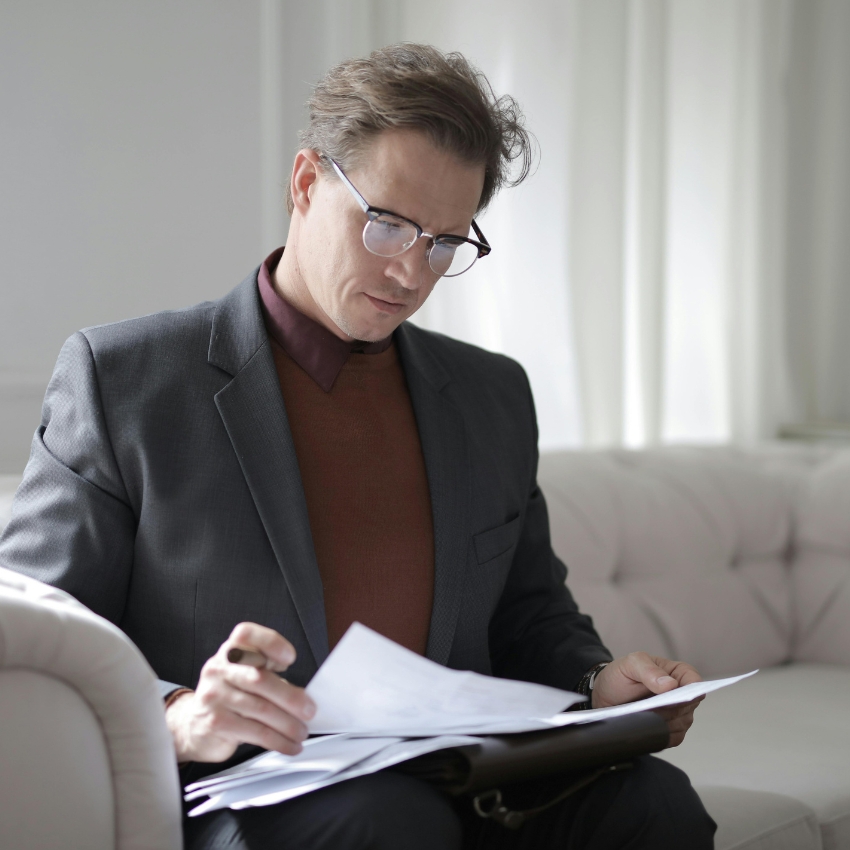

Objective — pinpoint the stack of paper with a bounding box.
[185,733,482,816]
[185,623,757,815]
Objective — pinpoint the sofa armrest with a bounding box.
[0,566,183,850]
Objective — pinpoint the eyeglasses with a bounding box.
[324,156,491,278]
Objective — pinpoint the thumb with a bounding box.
[634,659,678,694]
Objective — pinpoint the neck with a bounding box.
[274,243,353,342]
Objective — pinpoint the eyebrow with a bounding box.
[326,156,474,239]
[390,209,472,239]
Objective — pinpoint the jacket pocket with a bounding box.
[473,514,521,565]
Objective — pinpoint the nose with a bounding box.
[384,235,433,290]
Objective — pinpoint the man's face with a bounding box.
[291,129,486,342]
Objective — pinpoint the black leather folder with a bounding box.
[395,711,670,796]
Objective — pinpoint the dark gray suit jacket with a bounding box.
[0,269,611,700]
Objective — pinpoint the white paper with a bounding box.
[305,622,584,735]
[186,734,481,816]
[185,734,350,790]
[188,771,332,817]
[556,669,759,725]
[184,735,400,800]
[185,632,757,817]
[377,670,760,735]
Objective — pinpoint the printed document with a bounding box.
[186,733,482,816]
[184,623,757,814]
[305,622,585,735]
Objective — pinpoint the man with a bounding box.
[0,44,714,848]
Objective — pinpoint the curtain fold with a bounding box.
[784,0,850,427]
[623,0,668,448]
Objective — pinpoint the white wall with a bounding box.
[0,2,265,472]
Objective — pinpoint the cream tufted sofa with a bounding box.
[2,445,849,850]
[538,444,850,850]
[0,564,183,849]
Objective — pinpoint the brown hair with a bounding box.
[286,43,534,215]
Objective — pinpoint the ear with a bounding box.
[290,149,323,217]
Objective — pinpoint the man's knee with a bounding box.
[621,756,716,847]
[550,755,715,849]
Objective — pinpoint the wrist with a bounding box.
[164,689,195,763]
[574,662,609,711]
[164,687,193,710]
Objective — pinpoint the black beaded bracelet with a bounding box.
[573,662,610,711]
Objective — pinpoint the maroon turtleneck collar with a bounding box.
[257,247,393,392]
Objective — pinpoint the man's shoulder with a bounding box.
[76,273,259,367]
[399,321,529,388]
[399,322,537,452]
[80,297,217,355]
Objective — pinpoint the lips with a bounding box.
[364,293,407,315]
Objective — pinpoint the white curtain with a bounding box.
[783,0,850,429]
[264,0,850,450]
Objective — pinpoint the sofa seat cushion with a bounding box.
[658,664,850,850]
[697,787,821,850]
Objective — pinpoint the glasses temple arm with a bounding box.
[325,156,370,213]
[471,219,491,254]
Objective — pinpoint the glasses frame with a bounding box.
[324,156,491,277]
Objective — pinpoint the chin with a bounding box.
[356,325,397,343]
[333,314,390,343]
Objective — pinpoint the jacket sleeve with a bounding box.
[0,332,188,699]
[488,371,612,693]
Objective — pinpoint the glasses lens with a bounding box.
[363,215,418,257]
[429,238,479,277]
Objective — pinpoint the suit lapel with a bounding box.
[208,280,470,671]
[209,275,329,669]
[396,323,471,667]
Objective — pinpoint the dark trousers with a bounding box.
[183,755,716,849]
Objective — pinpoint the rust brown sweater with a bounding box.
[260,250,435,655]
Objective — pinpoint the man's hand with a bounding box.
[165,623,316,763]
[591,652,704,748]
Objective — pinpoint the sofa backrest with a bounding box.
[3,445,848,676]
[791,450,850,665]
[538,444,850,675]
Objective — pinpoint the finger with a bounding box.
[625,653,680,695]
[653,697,703,721]
[226,688,310,744]
[649,657,703,687]
[226,623,297,673]
[653,705,697,748]
[665,714,696,747]
[208,707,304,756]
[225,664,316,722]
[665,709,696,733]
